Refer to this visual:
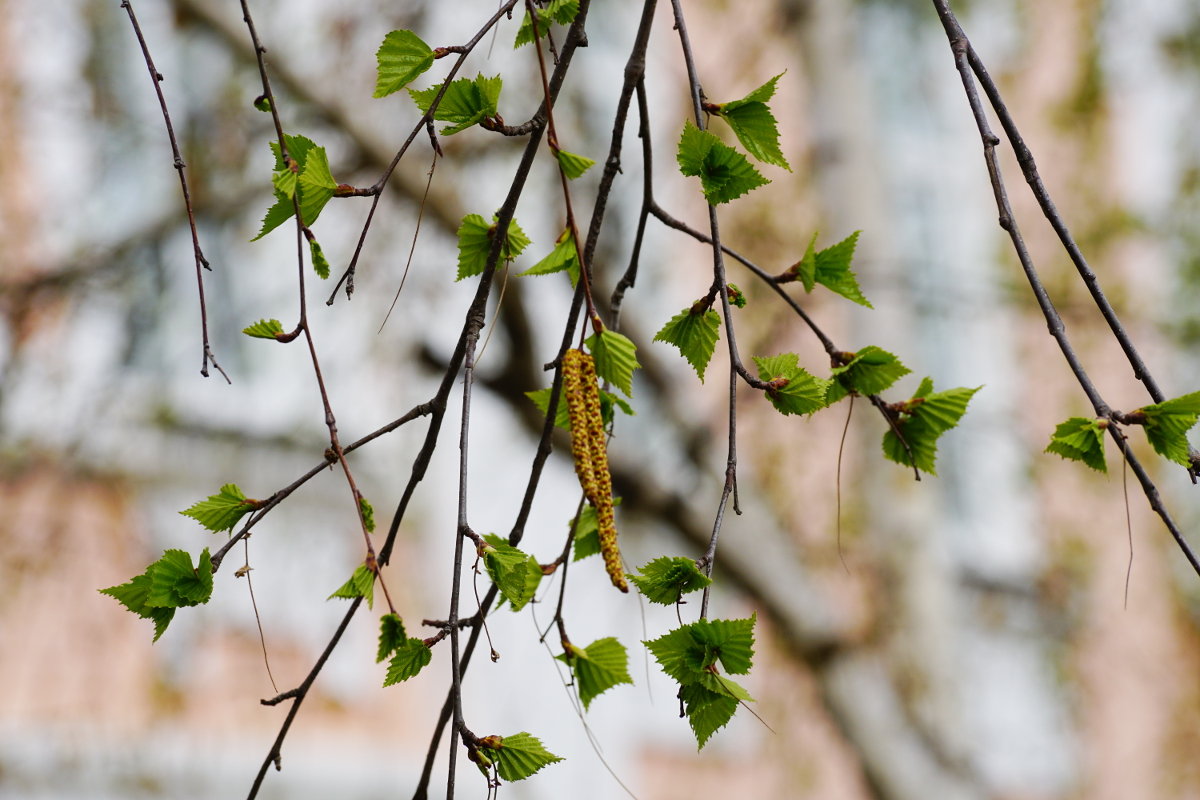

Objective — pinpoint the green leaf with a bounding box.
[628,556,712,605]
[253,135,339,241]
[309,237,330,280]
[644,626,704,685]
[482,534,541,611]
[792,232,818,292]
[455,213,530,281]
[514,0,579,47]
[827,346,911,403]
[726,283,747,308]
[100,549,214,642]
[374,30,435,98]
[486,732,563,782]
[409,73,502,135]
[676,120,769,205]
[882,381,981,475]
[654,307,721,382]
[571,505,601,560]
[329,564,375,609]
[180,483,257,533]
[712,73,790,170]
[752,353,831,416]
[558,637,633,710]
[253,95,272,113]
[359,496,376,533]
[680,683,738,749]
[377,613,406,663]
[554,148,595,179]
[526,386,572,430]
[518,228,579,285]
[1137,391,1200,466]
[814,231,869,306]
[585,329,640,397]
[689,615,756,675]
[1045,417,1108,472]
[101,571,176,641]
[384,638,432,685]
[242,319,284,340]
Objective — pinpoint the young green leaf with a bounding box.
[711,73,790,170]
[814,231,869,306]
[526,386,572,430]
[242,319,284,340]
[827,345,910,403]
[100,548,214,642]
[456,213,531,281]
[518,228,579,284]
[329,564,376,609]
[374,30,435,98]
[253,95,272,113]
[571,505,602,561]
[558,638,633,709]
[308,236,330,280]
[585,329,640,397]
[881,381,981,475]
[676,120,769,205]
[482,534,541,611]
[384,638,432,685]
[654,306,721,382]
[680,683,738,749]
[377,613,406,663]
[1045,417,1108,472]
[101,571,176,642]
[553,148,595,179]
[253,135,339,241]
[628,556,712,605]
[688,615,756,675]
[753,353,831,416]
[484,732,563,782]
[180,483,257,533]
[726,283,748,308]
[409,73,502,135]
[1136,391,1200,466]
[358,496,376,533]
[514,0,580,47]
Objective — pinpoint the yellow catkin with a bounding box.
[571,350,627,593]
[563,349,597,499]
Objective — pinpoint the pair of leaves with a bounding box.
[557,637,633,710]
[789,231,871,307]
[826,346,910,404]
[377,613,432,686]
[410,73,503,136]
[1045,391,1200,472]
[677,121,769,205]
[329,564,376,609]
[881,378,981,476]
[180,483,259,533]
[481,534,542,612]
[1045,417,1108,472]
[753,353,831,416]
[254,134,339,244]
[645,615,756,748]
[100,549,214,641]
[628,556,711,605]
[476,732,563,782]
[514,0,580,48]
[456,213,531,281]
[708,73,790,170]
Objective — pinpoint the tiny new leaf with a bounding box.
[571,505,602,561]
[1045,417,1107,472]
[374,30,435,98]
[881,380,981,476]
[308,236,330,280]
[384,638,433,686]
[377,613,406,663]
[518,228,579,284]
[409,73,503,135]
[456,213,531,281]
[628,556,712,605]
[484,732,563,782]
[827,345,910,404]
[514,0,580,47]
[753,353,831,416]
[329,564,376,609]
[676,120,769,205]
[654,306,721,382]
[553,147,595,179]
[358,496,376,533]
[242,319,284,340]
[1136,391,1200,466]
[100,548,214,641]
[585,329,641,397]
[254,134,339,241]
[558,637,633,710]
[180,483,257,533]
[711,73,790,170]
[482,534,541,611]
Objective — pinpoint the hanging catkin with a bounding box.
[562,348,627,592]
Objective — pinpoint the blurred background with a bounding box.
[3,0,1200,798]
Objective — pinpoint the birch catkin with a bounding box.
[563,348,628,592]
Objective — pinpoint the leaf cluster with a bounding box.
[628,556,711,605]
[456,213,531,281]
[377,613,433,686]
[882,378,981,475]
[100,549,214,641]
[482,534,542,612]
